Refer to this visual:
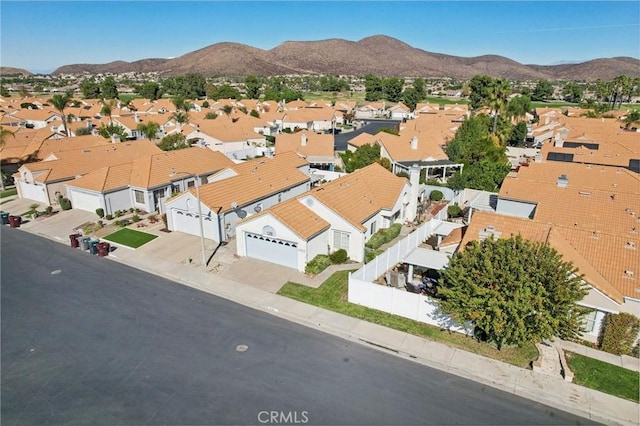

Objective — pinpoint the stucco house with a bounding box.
[462,160,640,343]
[65,147,234,215]
[235,163,420,271]
[164,151,312,243]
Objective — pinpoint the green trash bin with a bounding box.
[0,212,9,225]
[89,239,100,255]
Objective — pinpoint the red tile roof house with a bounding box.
[235,163,420,271]
[14,139,161,207]
[64,147,235,215]
[275,131,336,171]
[462,160,640,343]
[183,115,268,161]
[164,151,312,243]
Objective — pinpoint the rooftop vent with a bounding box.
[625,242,636,249]
[624,270,634,278]
[556,174,569,188]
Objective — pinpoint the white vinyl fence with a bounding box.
[348,194,473,335]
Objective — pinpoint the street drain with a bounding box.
[236,344,249,352]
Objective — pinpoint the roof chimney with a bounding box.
[556,174,568,188]
[301,133,307,147]
[110,134,121,144]
[410,136,418,150]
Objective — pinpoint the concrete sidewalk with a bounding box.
[2,200,638,426]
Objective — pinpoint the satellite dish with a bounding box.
[231,201,238,209]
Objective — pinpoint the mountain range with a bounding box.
[32,35,640,80]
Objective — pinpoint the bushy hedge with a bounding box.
[365,249,384,264]
[329,249,348,264]
[429,190,443,201]
[96,208,104,218]
[599,313,640,355]
[447,204,463,218]
[305,254,331,275]
[365,223,402,249]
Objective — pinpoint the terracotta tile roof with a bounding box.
[20,139,161,183]
[65,163,133,192]
[187,114,264,142]
[346,132,377,148]
[439,226,465,247]
[275,132,334,158]
[12,108,60,121]
[132,147,235,189]
[282,108,335,123]
[192,152,310,213]
[307,162,407,230]
[246,197,331,240]
[461,211,629,303]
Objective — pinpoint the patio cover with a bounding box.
[403,247,451,270]
[431,220,464,236]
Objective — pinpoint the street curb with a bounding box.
[9,225,639,426]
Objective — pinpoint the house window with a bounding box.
[333,230,350,250]
[370,222,377,235]
[187,181,195,189]
[134,190,144,204]
[582,310,598,333]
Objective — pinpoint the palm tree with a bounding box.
[222,105,233,117]
[171,111,189,132]
[48,92,72,137]
[487,79,511,135]
[136,121,161,144]
[101,99,117,124]
[0,126,15,191]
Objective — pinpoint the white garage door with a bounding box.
[245,232,298,269]
[18,181,48,204]
[68,189,101,213]
[171,209,218,240]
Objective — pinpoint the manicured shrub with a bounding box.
[329,249,348,264]
[45,206,53,215]
[447,204,463,218]
[105,214,113,220]
[96,208,105,218]
[59,198,72,210]
[305,254,331,275]
[132,214,141,223]
[365,223,402,249]
[429,190,443,202]
[600,313,640,356]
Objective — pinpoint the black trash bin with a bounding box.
[0,212,9,225]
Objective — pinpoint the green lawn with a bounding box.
[566,352,640,402]
[0,188,17,198]
[278,270,538,368]
[103,228,158,249]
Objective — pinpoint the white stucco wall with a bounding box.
[104,189,133,215]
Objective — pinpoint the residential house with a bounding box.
[165,151,312,243]
[65,147,234,215]
[14,139,161,205]
[275,131,336,171]
[461,160,640,342]
[235,163,419,271]
[388,102,412,120]
[354,101,387,119]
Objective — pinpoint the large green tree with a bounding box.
[100,76,118,99]
[244,75,262,99]
[80,79,101,98]
[562,82,584,103]
[158,133,189,151]
[531,79,554,101]
[339,143,381,173]
[136,121,161,143]
[137,81,163,100]
[468,75,495,109]
[364,74,384,101]
[487,78,511,134]
[206,84,241,100]
[438,235,589,349]
[98,123,127,141]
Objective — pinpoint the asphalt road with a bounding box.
[334,119,400,151]
[1,228,594,425]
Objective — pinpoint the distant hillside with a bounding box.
[1,67,32,76]
[47,35,640,80]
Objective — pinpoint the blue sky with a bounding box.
[2,1,639,74]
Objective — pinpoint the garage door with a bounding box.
[68,189,101,213]
[18,181,48,204]
[245,232,298,269]
[171,209,217,240]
